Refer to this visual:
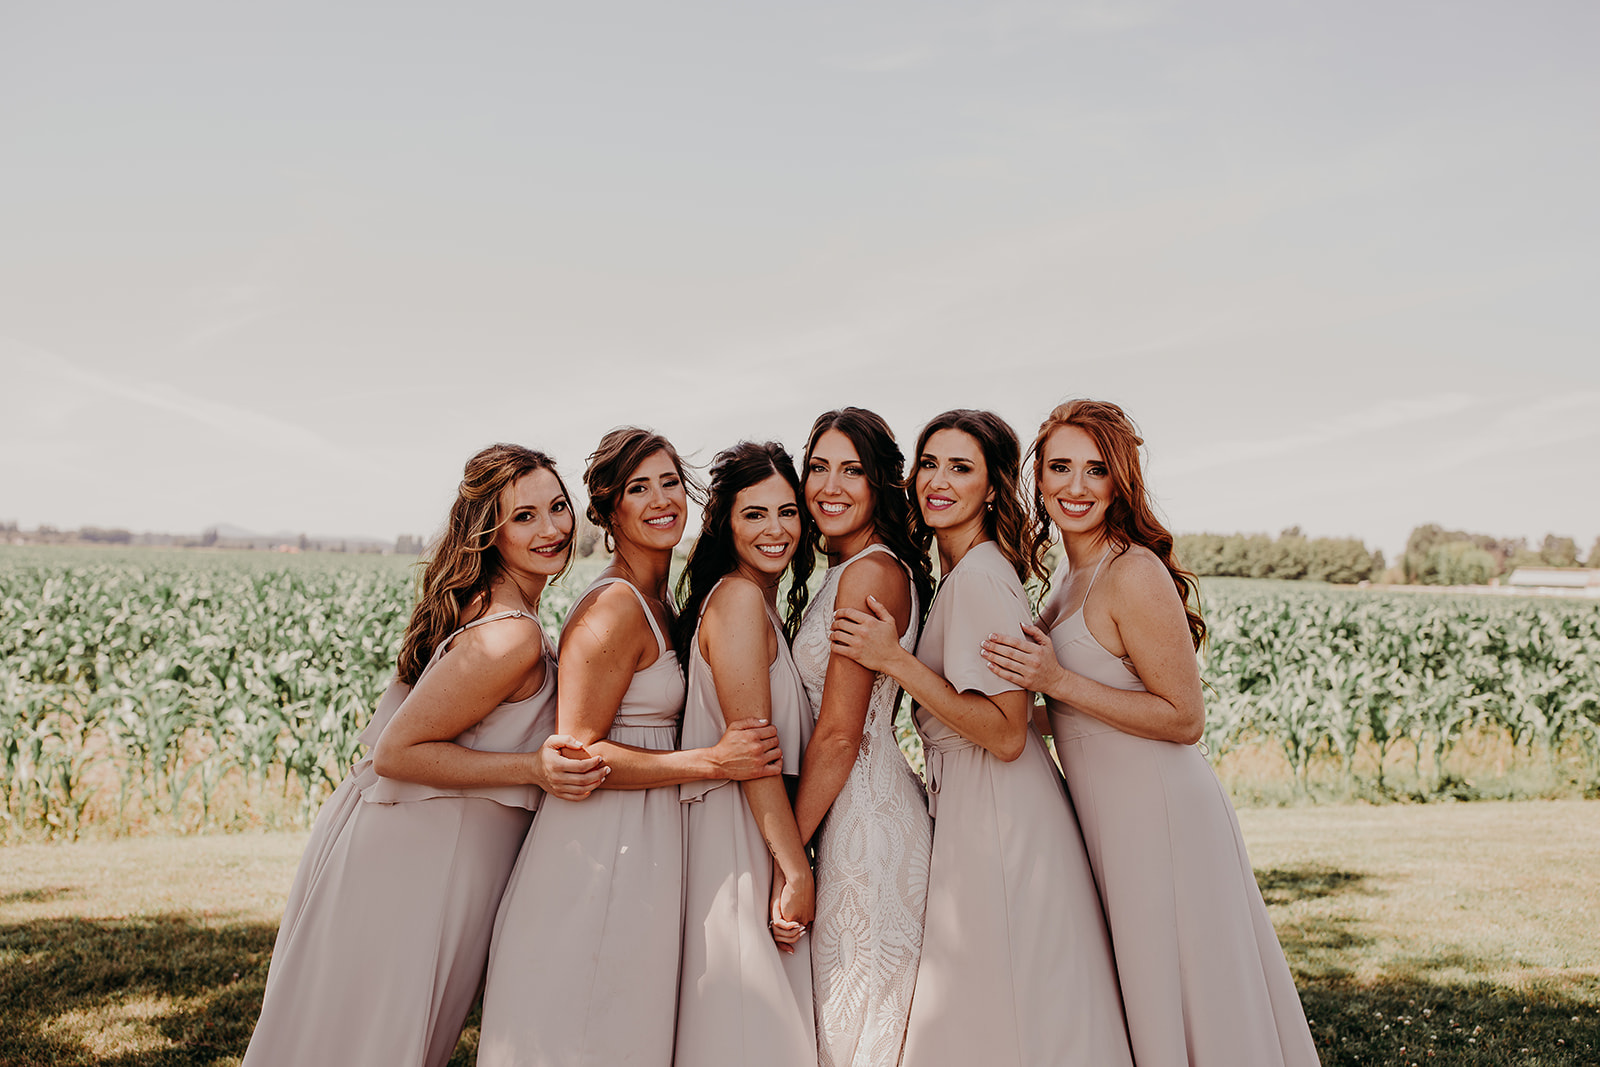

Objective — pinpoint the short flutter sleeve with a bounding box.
[919,542,1033,698]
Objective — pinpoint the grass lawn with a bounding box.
[2,800,1597,1065]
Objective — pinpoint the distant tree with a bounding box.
[80,526,132,544]
[200,526,218,547]
[1417,541,1496,586]
[1589,536,1600,568]
[1539,534,1580,568]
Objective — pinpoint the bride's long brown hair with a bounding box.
[396,444,572,685]
[1028,400,1206,650]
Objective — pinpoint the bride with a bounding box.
[790,407,935,1067]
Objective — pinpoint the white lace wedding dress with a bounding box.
[792,543,932,1067]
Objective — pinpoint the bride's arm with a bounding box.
[792,552,912,844]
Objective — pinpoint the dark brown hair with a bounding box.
[396,444,572,685]
[1029,400,1206,650]
[911,409,1047,585]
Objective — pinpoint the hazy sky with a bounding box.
[3,1,1597,560]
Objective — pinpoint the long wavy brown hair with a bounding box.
[395,444,573,685]
[1027,400,1206,650]
[910,409,1047,586]
[800,407,935,622]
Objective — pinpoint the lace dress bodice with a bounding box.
[792,542,932,1067]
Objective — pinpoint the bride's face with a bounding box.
[805,429,876,545]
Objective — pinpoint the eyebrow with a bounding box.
[922,452,976,464]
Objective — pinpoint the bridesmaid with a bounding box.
[477,427,784,1067]
[831,409,1133,1067]
[982,399,1320,1067]
[789,407,936,1067]
[243,444,609,1067]
[674,441,819,1067]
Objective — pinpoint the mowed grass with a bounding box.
[2,802,1597,1066]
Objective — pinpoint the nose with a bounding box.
[820,469,843,494]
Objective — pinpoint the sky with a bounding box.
[3,1,1597,562]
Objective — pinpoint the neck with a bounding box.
[1061,526,1110,571]
[608,539,673,601]
[826,525,879,567]
[733,562,783,610]
[494,570,547,614]
[934,520,989,577]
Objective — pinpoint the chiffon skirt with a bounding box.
[244,777,533,1067]
[1053,719,1320,1067]
[676,779,816,1066]
[901,731,1132,1067]
[478,725,684,1067]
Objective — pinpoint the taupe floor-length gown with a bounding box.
[675,577,817,1066]
[1047,550,1321,1067]
[792,542,931,1067]
[243,610,556,1067]
[477,577,687,1067]
[900,542,1133,1067]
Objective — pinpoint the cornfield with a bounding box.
[3,549,1598,841]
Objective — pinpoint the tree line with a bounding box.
[1175,525,1599,586]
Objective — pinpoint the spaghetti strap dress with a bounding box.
[675,577,817,1066]
[791,542,932,1067]
[1047,550,1320,1067]
[477,577,688,1067]
[243,610,556,1067]
[900,541,1133,1067]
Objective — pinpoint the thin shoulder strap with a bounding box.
[1082,548,1114,601]
[436,609,536,657]
[591,577,668,657]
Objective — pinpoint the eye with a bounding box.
[663,476,681,489]
[1088,464,1108,477]
[844,465,864,478]
[627,483,646,494]
[918,457,936,470]
[951,463,970,474]
[513,510,533,523]
[779,505,799,518]
[1049,461,1068,474]
[807,462,825,475]
[551,499,568,513]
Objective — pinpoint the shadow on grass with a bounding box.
[1252,863,1600,1065]
[0,913,485,1067]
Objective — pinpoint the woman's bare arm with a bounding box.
[700,578,814,942]
[560,583,782,789]
[793,553,912,843]
[371,615,609,801]
[832,594,1030,761]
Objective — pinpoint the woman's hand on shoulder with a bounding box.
[981,622,1067,695]
[831,595,905,674]
[835,550,912,635]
